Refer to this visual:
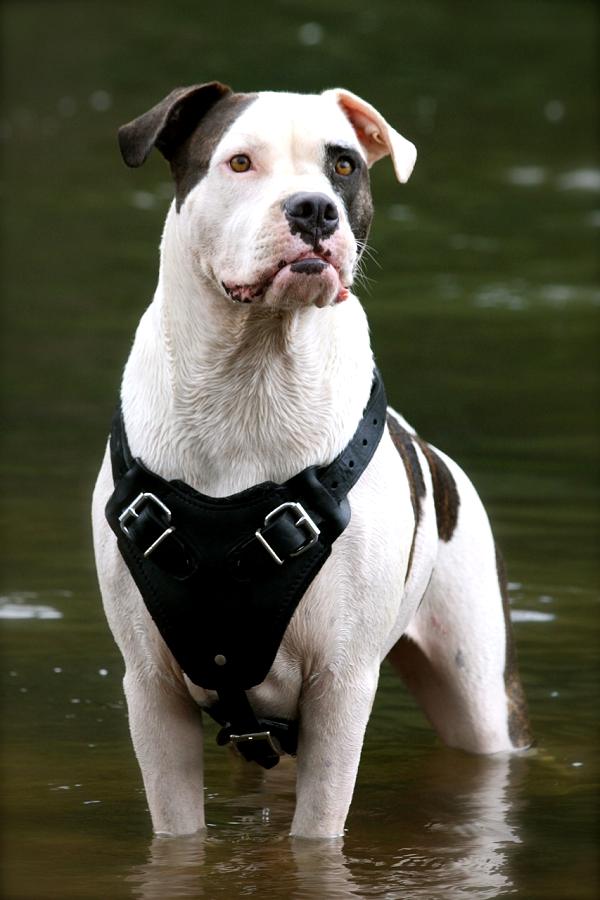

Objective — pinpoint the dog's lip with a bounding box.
[221,251,346,304]
[281,249,336,270]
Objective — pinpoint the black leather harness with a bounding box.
[105,369,387,768]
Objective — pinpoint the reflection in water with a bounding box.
[291,837,359,899]
[128,834,207,899]
[128,753,523,899]
[380,755,521,900]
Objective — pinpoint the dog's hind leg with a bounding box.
[388,455,531,755]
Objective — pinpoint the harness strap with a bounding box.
[107,368,387,769]
[207,690,299,768]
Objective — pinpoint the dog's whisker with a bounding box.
[356,240,381,269]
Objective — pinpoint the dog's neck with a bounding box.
[121,208,375,496]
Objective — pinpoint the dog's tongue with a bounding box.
[314,284,349,308]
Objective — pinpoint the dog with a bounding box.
[92,82,531,839]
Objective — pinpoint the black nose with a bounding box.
[284,192,339,245]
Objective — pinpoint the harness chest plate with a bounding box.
[107,458,349,689]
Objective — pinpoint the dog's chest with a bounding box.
[156,378,371,499]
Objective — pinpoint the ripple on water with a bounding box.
[510,609,556,623]
[0,590,69,620]
[506,165,547,186]
[505,165,600,192]
[556,168,600,191]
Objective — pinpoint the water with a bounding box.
[1,1,598,897]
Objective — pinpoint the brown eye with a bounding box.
[335,156,355,176]
[229,154,252,173]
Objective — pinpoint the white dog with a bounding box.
[92,83,531,839]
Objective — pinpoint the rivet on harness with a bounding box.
[105,369,387,768]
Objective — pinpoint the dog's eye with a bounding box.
[334,156,355,177]
[229,154,252,173]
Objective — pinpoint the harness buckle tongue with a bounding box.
[254,501,320,565]
[118,492,175,558]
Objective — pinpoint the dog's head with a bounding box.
[119,83,416,310]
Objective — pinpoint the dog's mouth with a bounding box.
[221,252,350,307]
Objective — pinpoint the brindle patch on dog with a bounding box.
[415,438,460,542]
[387,415,425,525]
[387,414,426,579]
[324,144,374,248]
[495,543,532,748]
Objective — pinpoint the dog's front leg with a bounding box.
[124,668,206,836]
[291,664,379,838]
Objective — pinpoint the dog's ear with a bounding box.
[118,82,233,168]
[322,88,416,183]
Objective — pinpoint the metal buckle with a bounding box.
[229,731,281,756]
[255,501,320,566]
[118,492,175,558]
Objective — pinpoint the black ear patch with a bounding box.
[325,144,373,248]
[169,92,258,210]
[118,82,232,168]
